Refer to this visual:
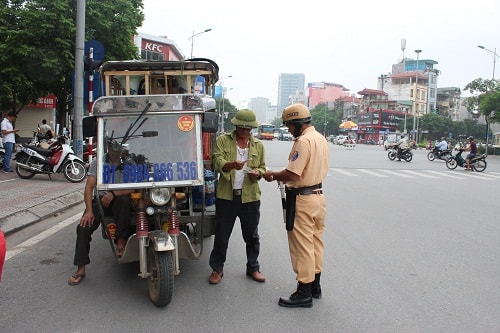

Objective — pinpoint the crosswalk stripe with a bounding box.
[329,168,499,180]
[400,170,439,178]
[424,170,467,179]
[377,169,414,178]
[355,169,389,177]
[332,169,359,176]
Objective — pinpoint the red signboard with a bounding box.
[29,94,57,108]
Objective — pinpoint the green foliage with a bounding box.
[0,0,144,117]
[215,98,237,133]
[463,78,500,123]
[310,104,342,136]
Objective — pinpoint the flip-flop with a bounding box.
[68,273,86,286]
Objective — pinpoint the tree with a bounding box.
[0,0,144,124]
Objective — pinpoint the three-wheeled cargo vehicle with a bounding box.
[83,59,220,306]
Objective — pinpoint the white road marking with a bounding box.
[377,169,414,178]
[5,212,81,261]
[355,169,389,177]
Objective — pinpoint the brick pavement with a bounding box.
[0,164,85,235]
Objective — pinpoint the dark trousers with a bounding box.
[209,197,261,273]
[73,196,132,266]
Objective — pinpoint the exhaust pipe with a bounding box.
[15,162,47,173]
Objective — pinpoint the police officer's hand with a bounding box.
[263,170,274,182]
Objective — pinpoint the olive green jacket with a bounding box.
[213,131,266,203]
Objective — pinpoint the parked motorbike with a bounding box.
[0,143,4,166]
[14,135,87,182]
[27,130,56,148]
[427,146,452,161]
[445,149,487,172]
[387,145,413,162]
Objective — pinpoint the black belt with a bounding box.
[287,183,323,196]
[297,189,323,195]
[233,189,242,196]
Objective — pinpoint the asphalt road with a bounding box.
[1,142,499,333]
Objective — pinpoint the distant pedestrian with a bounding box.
[1,112,20,173]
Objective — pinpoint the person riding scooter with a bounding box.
[391,134,408,161]
[435,137,448,157]
[464,136,477,171]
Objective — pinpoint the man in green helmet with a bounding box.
[208,109,267,285]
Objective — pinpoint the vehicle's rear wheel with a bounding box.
[427,152,435,161]
[15,155,37,179]
[147,246,174,307]
[473,159,487,172]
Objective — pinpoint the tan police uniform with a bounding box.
[285,125,329,284]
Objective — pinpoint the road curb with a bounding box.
[0,191,84,236]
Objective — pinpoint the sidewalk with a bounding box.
[0,168,85,236]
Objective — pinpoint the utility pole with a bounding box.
[73,0,85,158]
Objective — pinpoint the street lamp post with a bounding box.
[413,49,422,143]
[477,45,499,154]
[188,28,212,59]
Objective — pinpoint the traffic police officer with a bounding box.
[264,103,329,308]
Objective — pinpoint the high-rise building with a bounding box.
[248,97,271,124]
[277,73,305,115]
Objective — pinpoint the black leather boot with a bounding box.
[278,282,313,308]
[312,272,322,299]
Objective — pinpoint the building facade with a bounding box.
[277,73,305,114]
[307,82,350,108]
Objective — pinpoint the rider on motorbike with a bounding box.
[464,136,477,171]
[435,137,448,157]
[391,134,408,161]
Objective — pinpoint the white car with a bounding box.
[384,139,396,150]
[336,135,347,145]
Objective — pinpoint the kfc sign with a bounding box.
[142,39,166,53]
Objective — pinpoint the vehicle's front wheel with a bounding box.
[147,246,174,307]
[62,160,87,183]
[446,157,458,170]
[387,151,396,161]
[0,151,4,165]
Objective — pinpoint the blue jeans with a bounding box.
[3,142,14,171]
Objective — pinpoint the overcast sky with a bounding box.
[140,0,499,108]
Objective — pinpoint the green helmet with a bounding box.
[231,109,258,129]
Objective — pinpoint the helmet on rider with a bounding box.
[467,136,474,141]
[441,137,446,141]
[282,103,311,137]
[401,134,405,138]
[231,109,259,129]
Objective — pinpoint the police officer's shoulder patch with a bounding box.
[291,150,299,161]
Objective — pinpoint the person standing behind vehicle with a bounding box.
[263,103,329,308]
[391,134,408,161]
[208,109,267,285]
[38,119,53,139]
[465,136,477,171]
[68,140,134,286]
[1,112,20,173]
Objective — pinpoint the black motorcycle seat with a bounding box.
[21,143,52,156]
